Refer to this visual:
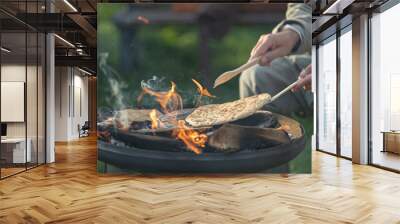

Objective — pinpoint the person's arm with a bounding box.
[292,64,312,92]
[273,3,312,55]
[249,3,312,66]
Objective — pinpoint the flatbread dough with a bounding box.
[185,93,271,127]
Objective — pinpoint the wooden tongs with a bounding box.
[213,56,261,88]
[269,81,298,103]
[213,55,300,103]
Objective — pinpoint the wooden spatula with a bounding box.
[213,56,261,88]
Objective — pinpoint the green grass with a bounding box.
[289,114,313,173]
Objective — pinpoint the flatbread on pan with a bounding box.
[185,93,271,127]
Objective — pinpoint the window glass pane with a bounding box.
[371,4,400,171]
[1,30,27,177]
[38,33,45,165]
[339,29,352,158]
[26,0,39,170]
[318,37,337,154]
[0,1,46,179]
[27,30,38,169]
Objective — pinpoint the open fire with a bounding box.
[175,120,207,154]
[97,73,305,172]
[97,76,306,172]
[141,81,183,113]
[139,79,213,154]
[149,109,161,129]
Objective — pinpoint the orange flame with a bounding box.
[176,120,207,154]
[149,109,159,129]
[192,79,215,98]
[139,80,208,154]
[142,81,183,113]
[277,124,291,133]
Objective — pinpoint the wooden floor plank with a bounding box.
[0,136,399,223]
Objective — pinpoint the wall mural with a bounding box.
[97,3,313,173]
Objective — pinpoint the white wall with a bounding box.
[1,65,40,137]
[54,67,89,141]
[72,73,89,138]
[55,67,69,141]
[1,63,46,164]
[1,65,26,139]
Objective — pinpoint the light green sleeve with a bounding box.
[273,3,312,54]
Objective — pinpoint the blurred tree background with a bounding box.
[97,4,311,173]
[97,4,276,109]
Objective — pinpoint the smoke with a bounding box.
[97,53,215,130]
[140,76,169,92]
[98,53,132,128]
[139,75,215,109]
[99,53,129,109]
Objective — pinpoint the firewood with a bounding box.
[208,124,290,152]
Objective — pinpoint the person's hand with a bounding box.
[292,64,312,92]
[250,29,300,66]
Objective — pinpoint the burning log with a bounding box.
[175,120,208,154]
[274,113,302,139]
[98,109,307,173]
[105,109,296,154]
[138,80,211,154]
[208,111,289,151]
[97,109,162,131]
[149,109,162,129]
[112,130,184,152]
[97,74,307,171]
[115,109,161,126]
[208,124,290,152]
[100,78,299,155]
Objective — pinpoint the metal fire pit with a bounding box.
[98,111,306,173]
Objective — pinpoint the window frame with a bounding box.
[0,1,48,180]
[367,0,400,173]
[315,21,353,161]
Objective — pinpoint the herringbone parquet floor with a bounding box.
[1,136,400,224]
